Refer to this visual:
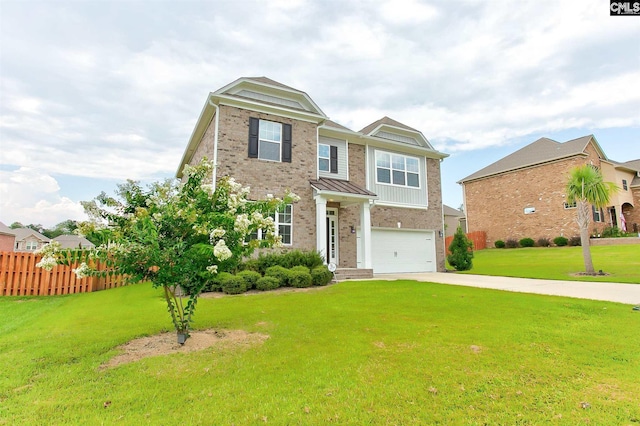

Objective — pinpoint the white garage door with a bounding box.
[371,228,436,273]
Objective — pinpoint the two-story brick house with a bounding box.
[177,77,449,274]
[458,135,639,246]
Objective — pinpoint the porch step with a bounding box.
[334,268,374,281]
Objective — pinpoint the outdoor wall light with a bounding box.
[350,225,355,234]
[397,222,402,228]
[438,230,443,237]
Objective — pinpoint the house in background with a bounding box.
[12,227,50,252]
[443,204,466,237]
[52,235,95,250]
[0,222,16,252]
[177,77,449,275]
[458,135,639,246]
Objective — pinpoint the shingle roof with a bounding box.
[309,178,377,197]
[323,119,354,132]
[52,234,95,249]
[0,221,16,236]
[443,204,464,217]
[11,228,50,242]
[620,159,640,187]
[459,135,597,183]
[359,116,419,135]
[244,76,304,93]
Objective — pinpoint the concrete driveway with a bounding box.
[375,272,640,305]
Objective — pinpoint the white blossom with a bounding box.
[209,228,226,243]
[36,256,57,271]
[206,265,218,274]
[213,239,232,261]
[73,262,91,279]
[234,214,251,234]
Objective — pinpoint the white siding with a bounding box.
[319,136,348,180]
[367,148,428,206]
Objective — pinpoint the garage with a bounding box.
[370,228,436,273]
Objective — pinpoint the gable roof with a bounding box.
[0,221,16,237]
[360,116,419,135]
[618,159,640,187]
[11,227,50,242]
[443,204,464,217]
[52,234,95,249]
[459,135,604,183]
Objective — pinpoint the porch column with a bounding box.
[360,201,372,269]
[315,196,327,263]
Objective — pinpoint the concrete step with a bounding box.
[334,268,374,281]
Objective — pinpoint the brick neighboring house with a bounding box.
[458,135,640,246]
[177,77,449,274]
[11,227,50,252]
[0,222,16,252]
[52,235,95,250]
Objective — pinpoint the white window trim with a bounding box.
[318,143,330,172]
[258,119,282,162]
[252,204,293,246]
[375,150,421,189]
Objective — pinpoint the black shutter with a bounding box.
[282,123,292,163]
[330,145,338,173]
[248,117,259,158]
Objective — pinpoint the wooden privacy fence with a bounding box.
[445,231,487,253]
[0,251,125,296]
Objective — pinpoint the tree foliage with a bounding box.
[447,227,474,271]
[565,165,617,274]
[37,159,298,342]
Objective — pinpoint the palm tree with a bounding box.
[565,165,618,274]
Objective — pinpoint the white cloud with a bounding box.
[0,168,87,227]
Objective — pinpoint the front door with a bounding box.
[326,208,338,265]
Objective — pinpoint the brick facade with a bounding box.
[463,142,628,247]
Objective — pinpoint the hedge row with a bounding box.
[204,265,333,294]
[494,236,581,248]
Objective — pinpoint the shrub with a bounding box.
[240,258,261,273]
[247,250,324,274]
[505,238,519,248]
[553,236,568,247]
[601,226,624,238]
[221,275,247,295]
[568,236,582,246]
[265,265,292,287]
[204,271,234,292]
[519,237,535,248]
[237,270,261,290]
[290,265,310,274]
[494,240,506,249]
[311,265,333,286]
[289,270,312,288]
[536,237,551,247]
[447,227,473,271]
[256,276,280,291]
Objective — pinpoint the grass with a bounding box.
[1,281,639,424]
[456,245,640,284]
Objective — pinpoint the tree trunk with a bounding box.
[577,200,595,274]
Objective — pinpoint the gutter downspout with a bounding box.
[208,97,220,189]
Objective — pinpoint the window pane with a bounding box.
[392,155,405,170]
[259,120,281,142]
[376,152,390,168]
[319,144,330,158]
[406,157,419,173]
[377,168,391,183]
[319,158,330,172]
[259,140,280,161]
[407,172,419,187]
[279,225,291,245]
[392,170,405,185]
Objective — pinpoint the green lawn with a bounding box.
[1,281,639,424]
[456,245,640,284]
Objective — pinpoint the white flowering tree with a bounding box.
[37,159,299,343]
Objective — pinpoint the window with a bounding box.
[622,179,628,191]
[248,204,293,245]
[592,205,604,222]
[563,201,577,209]
[375,151,420,188]
[318,144,338,173]
[319,144,330,172]
[248,118,292,162]
[26,241,38,250]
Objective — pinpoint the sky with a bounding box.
[1,0,638,228]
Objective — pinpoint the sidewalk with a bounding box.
[374,272,640,305]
